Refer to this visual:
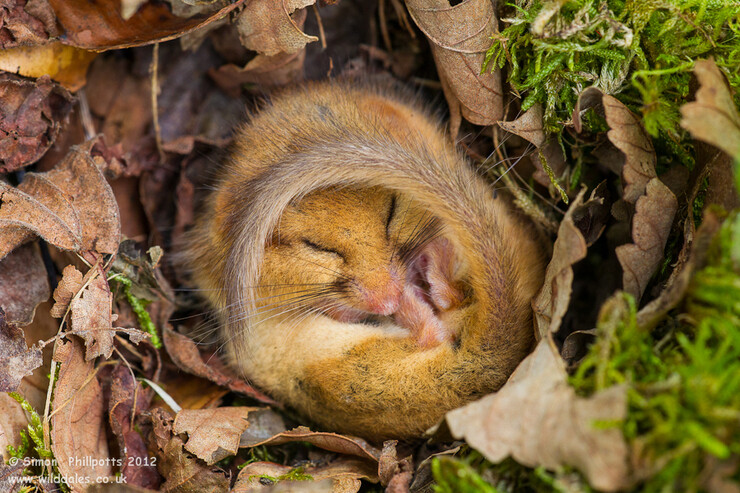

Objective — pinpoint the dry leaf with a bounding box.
[70,268,116,360]
[0,308,43,392]
[406,0,503,134]
[445,337,630,492]
[162,325,276,404]
[245,426,381,463]
[0,73,73,174]
[615,178,678,301]
[50,264,84,318]
[48,0,246,50]
[0,242,50,325]
[235,2,318,56]
[0,0,58,48]
[109,363,161,490]
[681,59,740,161]
[233,458,378,492]
[603,95,657,204]
[50,337,113,488]
[173,407,256,465]
[210,51,306,97]
[531,189,588,338]
[0,42,97,92]
[0,392,29,462]
[150,407,230,492]
[378,440,412,490]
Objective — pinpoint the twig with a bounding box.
[77,89,97,140]
[150,43,166,164]
[312,4,327,50]
[378,0,393,52]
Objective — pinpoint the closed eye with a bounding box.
[385,194,397,238]
[302,239,345,260]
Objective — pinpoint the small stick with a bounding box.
[150,43,166,164]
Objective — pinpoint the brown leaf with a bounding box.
[681,59,740,161]
[0,392,29,462]
[0,0,58,48]
[245,426,381,463]
[445,337,630,492]
[603,95,657,204]
[235,2,318,56]
[50,337,113,486]
[233,458,378,492]
[149,407,231,493]
[109,363,161,490]
[50,264,84,318]
[210,51,306,97]
[0,73,73,174]
[615,178,678,301]
[162,325,276,404]
[48,0,246,50]
[0,42,97,92]
[0,307,43,392]
[173,407,256,465]
[406,0,503,133]
[70,267,116,360]
[531,189,589,338]
[0,242,50,325]
[378,440,412,490]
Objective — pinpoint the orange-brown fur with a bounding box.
[184,81,545,440]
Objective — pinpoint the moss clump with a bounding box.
[485,0,740,168]
[569,211,740,491]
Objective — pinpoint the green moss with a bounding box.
[110,275,162,348]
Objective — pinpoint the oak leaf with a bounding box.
[173,407,257,465]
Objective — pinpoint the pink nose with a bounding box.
[361,268,403,315]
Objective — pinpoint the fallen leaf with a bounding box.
[233,458,378,492]
[406,0,503,134]
[70,267,116,360]
[0,308,43,392]
[0,242,50,325]
[109,363,161,490]
[681,59,740,161]
[0,392,28,462]
[531,189,588,338]
[238,408,287,447]
[603,94,658,204]
[615,178,678,301]
[50,264,84,318]
[497,104,546,147]
[50,336,113,487]
[378,440,412,490]
[48,0,246,50]
[210,50,306,97]
[0,74,73,174]
[173,407,256,465]
[445,337,630,492]
[0,0,58,48]
[235,2,318,56]
[245,426,381,463]
[149,407,230,492]
[162,325,276,404]
[0,42,97,92]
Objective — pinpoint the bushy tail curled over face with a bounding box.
[184,82,546,440]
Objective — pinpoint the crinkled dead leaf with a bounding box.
[245,426,381,463]
[173,407,256,465]
[0,308,42,392]
[0,0,58,48]
[0,142,121,260]
[497,104,546,147]
[378,440,412,490]
[406,0,503,135]
[50,264,84,318]
[210,51,306,97]
[445,337,630,492]
[0,74,73,174]
[0,391,29,462]
[162,325,276,404]
[233,458,378,492]
[109,363,162,490]
[681,59,740,162]
[604,95,658,204]
[70,267,116,360]
[615,178,678,301]
[235,1,317,56]
[531,189,588,338]
[0,42,97,92]
[48,0,246,50]
[50,336,113,486]
[0,242,50,325]
[150,407,230,492]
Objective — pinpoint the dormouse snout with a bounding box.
[356,266,404,315]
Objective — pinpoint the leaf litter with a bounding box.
[0,2,738,492]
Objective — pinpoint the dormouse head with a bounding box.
[258,186,439,323]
